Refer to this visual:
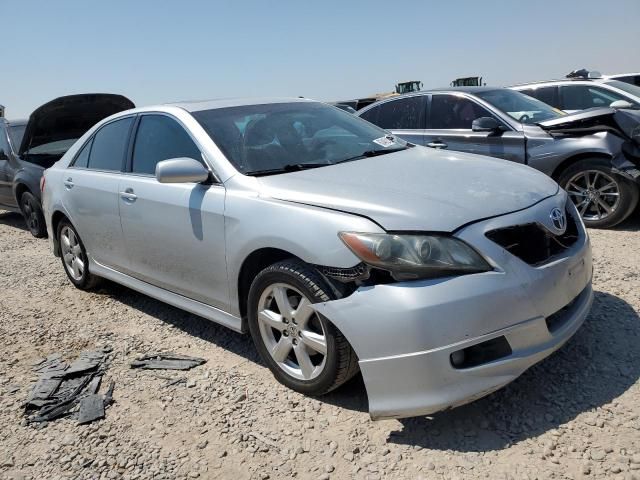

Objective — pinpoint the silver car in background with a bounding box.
[43,98,593,419]
[357,88,640,228]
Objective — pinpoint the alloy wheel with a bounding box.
[60,226,85,281]
[565,170,620,222]
[257,283,327,381]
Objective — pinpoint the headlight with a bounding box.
[339,232,491,281]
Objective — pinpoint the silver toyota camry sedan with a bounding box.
[42,98,593,419]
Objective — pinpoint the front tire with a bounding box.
[247,259,358,395]
[57,219,99,290]
[559,158,639,229]
[20,191,47,238]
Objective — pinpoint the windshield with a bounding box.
[8,124,26,152]
[476,89,565,124]
[192,102,408,175]
[604,80,640,101]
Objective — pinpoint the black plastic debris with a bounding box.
[24,347,114,425]
[77,394,105,424]
[130,353,206,371]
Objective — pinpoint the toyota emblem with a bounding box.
[550,207,567,233]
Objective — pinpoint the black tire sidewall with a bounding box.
[56,220,93,289]
[20,192,47,238]
[558,158,639,229]
[247,262,340,395]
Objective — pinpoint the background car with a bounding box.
[43,98,592,419]
[605,72,640,87]
[356,88,640,228]
[0,94,134,237]
[511,71,640,113]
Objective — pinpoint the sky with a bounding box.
[1,0,639,119]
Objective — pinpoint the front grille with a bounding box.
[486,208,579,266]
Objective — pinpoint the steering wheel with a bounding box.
[518,114,530,123]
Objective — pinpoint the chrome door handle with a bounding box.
[64,177,74,189]
[427,141,448,149]
[119,189,137,202]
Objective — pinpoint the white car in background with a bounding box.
[511,70,640,113]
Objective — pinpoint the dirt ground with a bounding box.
[0,209,639,480]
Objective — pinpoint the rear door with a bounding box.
[118,113,228,309]
[0,124,17,208]
[358,95,429,145]
[424,93,526,163]
[63,116,133,271]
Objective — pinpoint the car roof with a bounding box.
[418,86,502,94]
[510,78,609,88]
[167,96,314,113]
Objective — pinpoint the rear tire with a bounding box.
[558,158,639,229]
[56,219,100,290]
[20,191,47,238]
[247,259,358,396]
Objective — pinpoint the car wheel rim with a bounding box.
[566,170,620,222]
[22,199,39,231]
[257,283,327,381]
[60,226,85,281]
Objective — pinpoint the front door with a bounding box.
[424,93,526,164]
[118,114,228,310]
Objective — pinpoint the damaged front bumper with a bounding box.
[313,195,593,420]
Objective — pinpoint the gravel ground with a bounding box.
[0,209,639,480]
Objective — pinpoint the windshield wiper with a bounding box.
[336,145,411,164]
[246,163,331,177]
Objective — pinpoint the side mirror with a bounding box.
[155,158,210,184]
[0,150,8,160]
[472,117,502,133]
[610,100,634,110]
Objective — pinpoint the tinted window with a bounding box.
[430,95,493,129]
[132,115,202,175]
[7,124,25,153]
[476,89,562,124]
[72,139,93,168]
[0,126,10,158]
[561,85,628,110]
[521,86,558,108]
[368,96,427,130]
[87,118,133,171]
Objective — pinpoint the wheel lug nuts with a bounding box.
[292,339,298,345]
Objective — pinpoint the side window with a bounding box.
[430,95,493,129]
[131,115,202,175]
[87,117,133,171]
[372,96,427,130]
[561,85,627,110]
[522,86,559,108]
[72,139,93,168]
[0,126,10,159]
[359,106,379,126]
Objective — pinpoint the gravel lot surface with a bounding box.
[0,210,639,480]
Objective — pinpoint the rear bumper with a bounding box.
[314,193,593,419]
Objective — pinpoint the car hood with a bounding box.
[256,147,559,232]
[19,93,135,156]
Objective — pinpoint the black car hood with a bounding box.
[19,93,134,156]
